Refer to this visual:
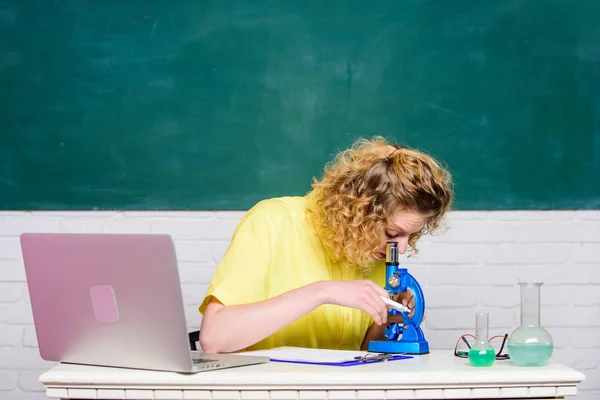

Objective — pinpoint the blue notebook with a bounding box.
[238,346,413,367]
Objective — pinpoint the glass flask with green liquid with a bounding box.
[508,282,554,366]
[468,313,495,367]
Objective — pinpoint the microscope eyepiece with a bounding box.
[385,242,399,266]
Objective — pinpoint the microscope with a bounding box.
[368,241,429,354]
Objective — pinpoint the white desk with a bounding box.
[40,350,585,400]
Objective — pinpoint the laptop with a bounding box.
[20,232,269,373]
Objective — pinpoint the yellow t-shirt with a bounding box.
[199,196,385,351]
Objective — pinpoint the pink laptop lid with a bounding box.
[20,233,195,372]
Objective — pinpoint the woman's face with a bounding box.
[374,209,428,261]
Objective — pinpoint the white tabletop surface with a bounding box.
[41,350,585,391]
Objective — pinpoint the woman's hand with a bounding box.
[317,280,390,325]
[394,289,427,320]
[394,289,415,319]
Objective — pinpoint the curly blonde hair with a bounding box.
[306,136,453,273]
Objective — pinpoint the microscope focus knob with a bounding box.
[388,275,400,288]
[383,322,403,341]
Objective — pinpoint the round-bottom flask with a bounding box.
[468,313,495,367]
[507,282,553,366]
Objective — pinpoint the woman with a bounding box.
[199,136,453,354]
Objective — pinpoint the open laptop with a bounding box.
[20,232,269,373]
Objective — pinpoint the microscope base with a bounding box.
[367,339,430,355]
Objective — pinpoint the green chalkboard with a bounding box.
[1,0,599,210]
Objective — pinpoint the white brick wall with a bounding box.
[0,210,598,400]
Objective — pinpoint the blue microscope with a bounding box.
[368,241,429,354]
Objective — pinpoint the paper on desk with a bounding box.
[237,346,368,363]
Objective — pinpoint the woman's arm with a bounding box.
[200,282,324,353]
[200,279,390,354]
